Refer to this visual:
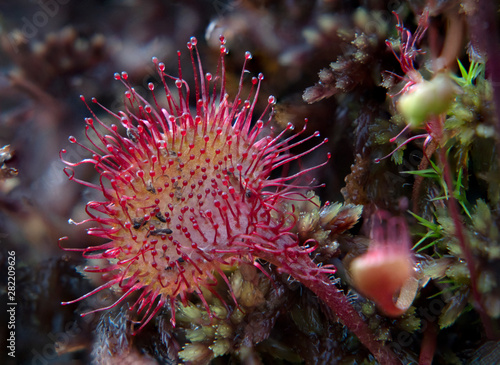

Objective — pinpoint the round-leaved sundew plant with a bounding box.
[60,36,400,364]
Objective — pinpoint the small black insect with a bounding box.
[146,183,156,194]
[132,218,146,230]
[147,228,173,237]
[126,127,139,143]
[155,212,167,223]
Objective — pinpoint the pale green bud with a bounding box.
[397,73,458,128]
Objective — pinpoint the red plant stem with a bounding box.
[261,253,401,365]
[295,274,401,365]
[418,321,437,365]
[438,147,495,339]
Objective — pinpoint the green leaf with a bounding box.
[457,59,468,84]
[408,211,440,231]
[402,168,438,178]
[391,148,404,165]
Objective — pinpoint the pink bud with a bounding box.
[350,213,417,317]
